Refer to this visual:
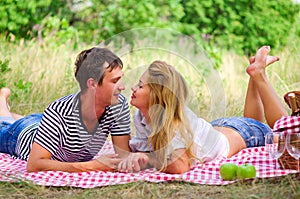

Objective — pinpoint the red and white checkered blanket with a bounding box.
[0,141,297,188]
[273,116,300,134]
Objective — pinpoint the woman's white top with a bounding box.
[129,107,230,163]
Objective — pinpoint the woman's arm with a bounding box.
[27,142,121,172]
[164,148,191,174]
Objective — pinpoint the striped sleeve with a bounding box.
[15,122,39,160]
[34,105,62,155]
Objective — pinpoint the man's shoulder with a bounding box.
[51,93,77,105]
[45,93,79,114]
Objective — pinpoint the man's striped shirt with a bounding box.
[16,92,131,161]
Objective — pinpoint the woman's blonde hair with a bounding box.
[146,60,196,171]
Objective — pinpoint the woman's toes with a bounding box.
[255,46,270,63]
[266,55,279,66]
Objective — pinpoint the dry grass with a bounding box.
[0,174,299,198]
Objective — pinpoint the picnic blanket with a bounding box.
[0,141,297,188]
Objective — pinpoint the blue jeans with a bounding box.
[0,113,42,156]
[210,117,272,147]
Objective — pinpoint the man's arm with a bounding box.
[111,135,131,158]
[27,142,121,172]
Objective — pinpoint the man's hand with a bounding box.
[92,154,122,172]
[117,152,150,173]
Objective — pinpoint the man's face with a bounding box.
[95,66,125,107]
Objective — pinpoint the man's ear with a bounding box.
[87,78,97,88]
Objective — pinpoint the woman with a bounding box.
[118,46,288,174]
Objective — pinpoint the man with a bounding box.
[0,47,131,172]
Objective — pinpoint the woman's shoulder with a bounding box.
[133,110,144,123]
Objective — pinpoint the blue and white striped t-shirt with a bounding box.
[16,92,131,161]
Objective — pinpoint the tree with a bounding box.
[180,0,300,54]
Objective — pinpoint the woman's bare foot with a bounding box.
[246,46,279,77]
[0,87,11,112]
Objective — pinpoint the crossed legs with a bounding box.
[244,46,288,128]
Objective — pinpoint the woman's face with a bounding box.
[130,72,150,110]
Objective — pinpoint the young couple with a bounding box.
[0,46,288,174]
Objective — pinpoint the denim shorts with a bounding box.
[0,116,15,124]
[0,113,43,155]
[210,117,272,148]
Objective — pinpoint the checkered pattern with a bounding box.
[273,116,300,134]
[0,141,297,188]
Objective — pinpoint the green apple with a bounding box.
[219,163,238,181]
[236,164,256,179]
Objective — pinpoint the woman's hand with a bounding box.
[117,152,150,173]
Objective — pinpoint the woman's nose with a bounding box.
[131,84,139,92]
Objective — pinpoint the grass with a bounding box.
[0,174,299,198]
[0,35,300,198]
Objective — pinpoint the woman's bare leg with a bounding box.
[0,87,24,120]
[244,56,264,122]
[244,54,279,121]
[245,46,288,128]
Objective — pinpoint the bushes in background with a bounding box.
[0,0,299,54]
